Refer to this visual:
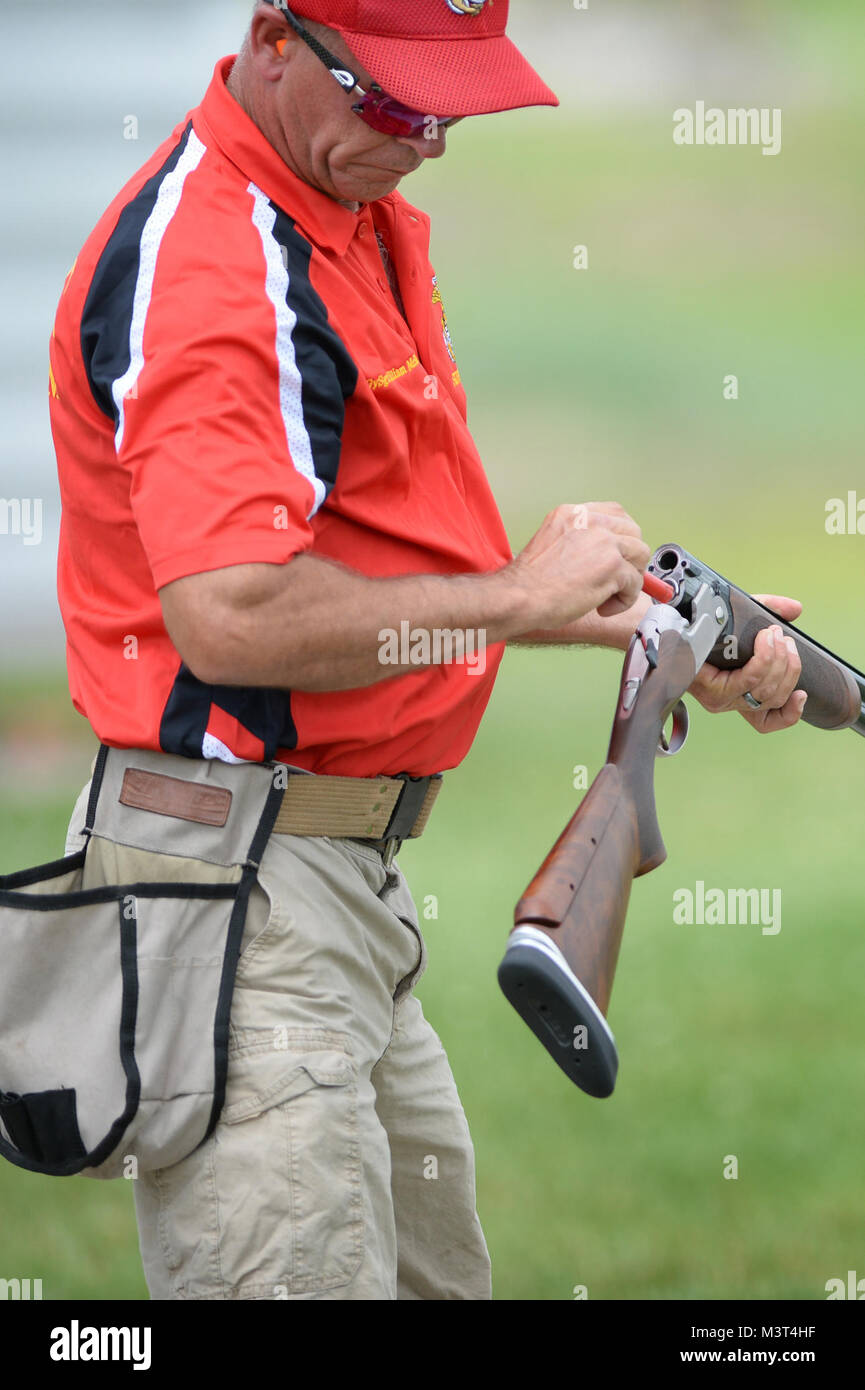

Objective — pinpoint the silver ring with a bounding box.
[743,692,763,710]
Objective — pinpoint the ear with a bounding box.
[247,5,298,78]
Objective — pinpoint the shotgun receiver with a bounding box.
[648,545,865,735]
[498,544,865,1098]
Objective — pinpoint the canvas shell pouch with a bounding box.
[0,745,284,1180]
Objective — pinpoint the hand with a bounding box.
[689,595,808,733]
[505,502,651,632]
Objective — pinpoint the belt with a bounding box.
[114,756,442,870]
[271,769,442,866]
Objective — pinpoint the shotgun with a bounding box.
[498,544,865,1097]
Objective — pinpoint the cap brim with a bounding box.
[337,31,559,118]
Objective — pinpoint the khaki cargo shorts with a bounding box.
[65,751,491,1300]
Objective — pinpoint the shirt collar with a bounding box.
[192,55,362,256]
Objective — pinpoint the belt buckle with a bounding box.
[382,836,402,869]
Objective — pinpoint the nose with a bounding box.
[393,122,449,160]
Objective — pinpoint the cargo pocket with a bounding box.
[234,867,290,977]
[214,1027,364,1298]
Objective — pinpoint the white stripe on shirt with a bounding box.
[248,181,326,518]
[112,128,208,451]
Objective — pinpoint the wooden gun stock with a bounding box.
[499,625,699,1098]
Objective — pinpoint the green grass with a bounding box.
[3,652,862,1301]
[409,649,865,1300]
[2,93,863,1299]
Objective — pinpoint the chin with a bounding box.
[356,176,404,200]
[336,168,407,202]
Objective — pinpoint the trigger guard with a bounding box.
[657,699,689,757]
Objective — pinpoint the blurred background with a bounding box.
[1,0,863,1300]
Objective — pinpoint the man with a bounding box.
[49,1,805,1300]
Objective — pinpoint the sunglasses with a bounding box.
[270,5,457,138]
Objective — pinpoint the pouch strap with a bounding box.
[82,744,111,840]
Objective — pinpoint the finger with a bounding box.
[738,629,803,711]
[597,593,637,618]
[608,554,646,611]
[776,634,804,701]
[700,630,801,714]
[688,662,732,711]
[757,630,802,707]
[751,594,803,621]
[692,630,790,710]
[571,501,642,538]
[690,658,808,720]
[742,689,807,733]
[585,510,644,540]
[707,650,772,707]
[746,625,790,701]
[690,657,758,712]
[742,627,792,708]
[584,501,631,521]
[562,503,635,535]
[715,625,785,706]
[616,534,652,572]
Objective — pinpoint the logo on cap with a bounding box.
[446,0,488,15]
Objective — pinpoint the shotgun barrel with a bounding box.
[648,544,865,736]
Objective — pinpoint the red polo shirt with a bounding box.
[48,56,512,775]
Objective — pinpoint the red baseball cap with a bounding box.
[285,1,559,118]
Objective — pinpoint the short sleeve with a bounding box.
[79,167,358,590]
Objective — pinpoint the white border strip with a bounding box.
[248,181,326,517]
[506,925,617,1046]
[112,129,208,451]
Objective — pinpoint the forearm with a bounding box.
[164,553,533,692]
[160,503,654,691]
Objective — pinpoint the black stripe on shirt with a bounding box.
[80,122,194,424]
[159,664,298,762]
[269,205,359,501]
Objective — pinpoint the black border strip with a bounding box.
[0,881,238,910]
[0,848,86,890]
[202,774,286,1142]
[83,744,110,837]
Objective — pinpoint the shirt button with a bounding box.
[358,223,369,238]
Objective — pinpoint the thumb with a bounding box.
[751,594,803,622]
